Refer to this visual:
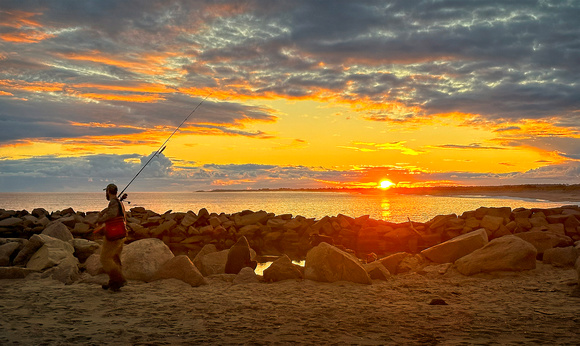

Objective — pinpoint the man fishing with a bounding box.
[93,94,211,291]
[97,183,127,292]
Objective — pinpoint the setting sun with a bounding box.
[379,180,395,189]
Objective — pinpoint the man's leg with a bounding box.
[100,238,126,290]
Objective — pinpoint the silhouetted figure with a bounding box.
[97,183,127,291]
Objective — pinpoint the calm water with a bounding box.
[0,191,574,223]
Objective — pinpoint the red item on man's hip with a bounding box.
[105,217,127,241]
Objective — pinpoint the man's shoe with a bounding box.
[109,280,127,292]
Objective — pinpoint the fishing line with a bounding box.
[118,92,213,198]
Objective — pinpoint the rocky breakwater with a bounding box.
[1,204,580,286]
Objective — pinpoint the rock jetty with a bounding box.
[0,204,579,286]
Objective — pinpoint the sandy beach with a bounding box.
[1,263,578,345]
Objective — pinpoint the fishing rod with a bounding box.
[117,93,212,200]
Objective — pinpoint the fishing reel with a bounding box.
[120,193,129,203]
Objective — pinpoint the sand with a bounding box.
[1,263,579,345]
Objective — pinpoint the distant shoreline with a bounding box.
[200,184,580,203]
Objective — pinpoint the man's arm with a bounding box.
[97,200,118,223]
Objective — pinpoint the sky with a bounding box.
[1,0,580,192]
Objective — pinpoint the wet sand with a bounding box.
[1,263,578,345]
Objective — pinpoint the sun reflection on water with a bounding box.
[381,198,391,220]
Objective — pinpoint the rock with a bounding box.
[190,244,218,274]
[121,238,174,282]
[57,215,79,229]
[263,255,303,282]
[50,256,80,284]
[481,215,504,232]
[363,261,391,280]
[26,235,76,271]
[199,250,229,276]
[83,213,99,226]
[378,252,408,275]
[181,212,198,228]
[304,242,372,284]
[0,267,37,279]
[233,266,260,284]
[267,218,287,229]
[419,263,453,277]
[546,223,565,235]
[72,239,100,263]
[225,236,257,274]
[429,214,457,230]
[0,217,23,228]
[151,219,177,237]
[13,235,44,266]
[429,298,448,305]
[42,222,73,242]
[0,242,21,266]
[235,211,269,227]
[32,208,49,218]
[84,253,103,276]
[514,231,573,254]
[397,254,425,274]
[151,255,207,287]
[455,235,537,275]
[542,247,579,267]
[72,223,91,236]
[421,229,488,264]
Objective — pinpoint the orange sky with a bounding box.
[1,2,579,192]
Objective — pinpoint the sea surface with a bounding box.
[0,191,575,223]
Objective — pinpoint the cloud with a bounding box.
[340,141,425,155]
[433,143,506,150]
[2,152,580,192]
[2,0,579,128]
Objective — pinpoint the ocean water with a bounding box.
[0,191,574,223]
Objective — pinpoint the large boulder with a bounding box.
[455,235,537,276]
[225,236,257,274]
[304,242,372,284]
[26,235,76,271]
[542,247,579,267]
[199,250,229,276]
[84,253,103,276]
[0,242,21,266]
[13,235,44,266]
[421,229,488,264]
[263,255,303,282]
[378,252,408,275]
[151,255,206,287]
[190,244,217,274]
[41,222,73,242]
[514,231,572,254]
[49,257,80,285]
[121,238,174,282]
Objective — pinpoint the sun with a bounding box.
[378,179,395,189]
